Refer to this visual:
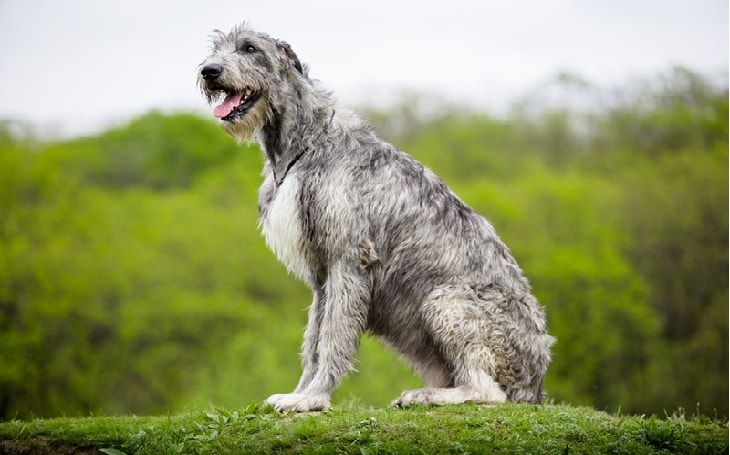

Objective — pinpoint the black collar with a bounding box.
[274,147,308,187]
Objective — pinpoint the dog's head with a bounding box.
[197,23,305,143]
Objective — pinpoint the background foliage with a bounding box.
[0,67,726,419]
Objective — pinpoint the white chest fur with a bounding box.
[260,176,311,283]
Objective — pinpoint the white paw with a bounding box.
[392,386,507,407]
[265,393,331,412]
[392,388,440,407]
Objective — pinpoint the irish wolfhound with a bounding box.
[198,23,554,412]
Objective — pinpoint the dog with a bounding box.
[198,23,554,412]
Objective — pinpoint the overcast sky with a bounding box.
[0,0,727,137]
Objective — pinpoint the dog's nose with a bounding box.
[201,64,223,80]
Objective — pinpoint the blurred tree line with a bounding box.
[0,67,726,419]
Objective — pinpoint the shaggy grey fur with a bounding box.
[198,23,554,412]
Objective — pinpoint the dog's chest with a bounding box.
[260,177,311,282]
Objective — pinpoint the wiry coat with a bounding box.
[198,24,554,412]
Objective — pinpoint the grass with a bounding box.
[0,403,727,454]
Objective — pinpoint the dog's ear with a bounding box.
[276,40,304,76]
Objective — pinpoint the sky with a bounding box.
[0,0,727,137]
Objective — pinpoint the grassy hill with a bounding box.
[1,403,727,454]
[0,68,727,428]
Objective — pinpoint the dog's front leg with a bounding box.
[292,289,324,393]
[266,259,369,412]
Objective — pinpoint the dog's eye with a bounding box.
[243,44,256,54]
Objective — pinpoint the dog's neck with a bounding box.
[260,89,335,186]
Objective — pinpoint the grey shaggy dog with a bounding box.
[198,23,554,413]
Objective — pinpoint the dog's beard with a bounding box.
[220,99,268,143]
[202,85,268,143]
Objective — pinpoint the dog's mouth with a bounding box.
[210,87,261,121]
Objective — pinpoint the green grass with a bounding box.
[0,403,726,454]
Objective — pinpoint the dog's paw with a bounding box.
[265,393,331,412]
[392,386,507,407]
[391,388,437,408]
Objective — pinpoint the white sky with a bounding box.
[0,0,727,137]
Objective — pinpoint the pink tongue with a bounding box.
[213,92,244,119]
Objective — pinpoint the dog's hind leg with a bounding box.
[392,374,506,407]
[392,284,510,407]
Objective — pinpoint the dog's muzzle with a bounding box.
[200,64,261,122]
